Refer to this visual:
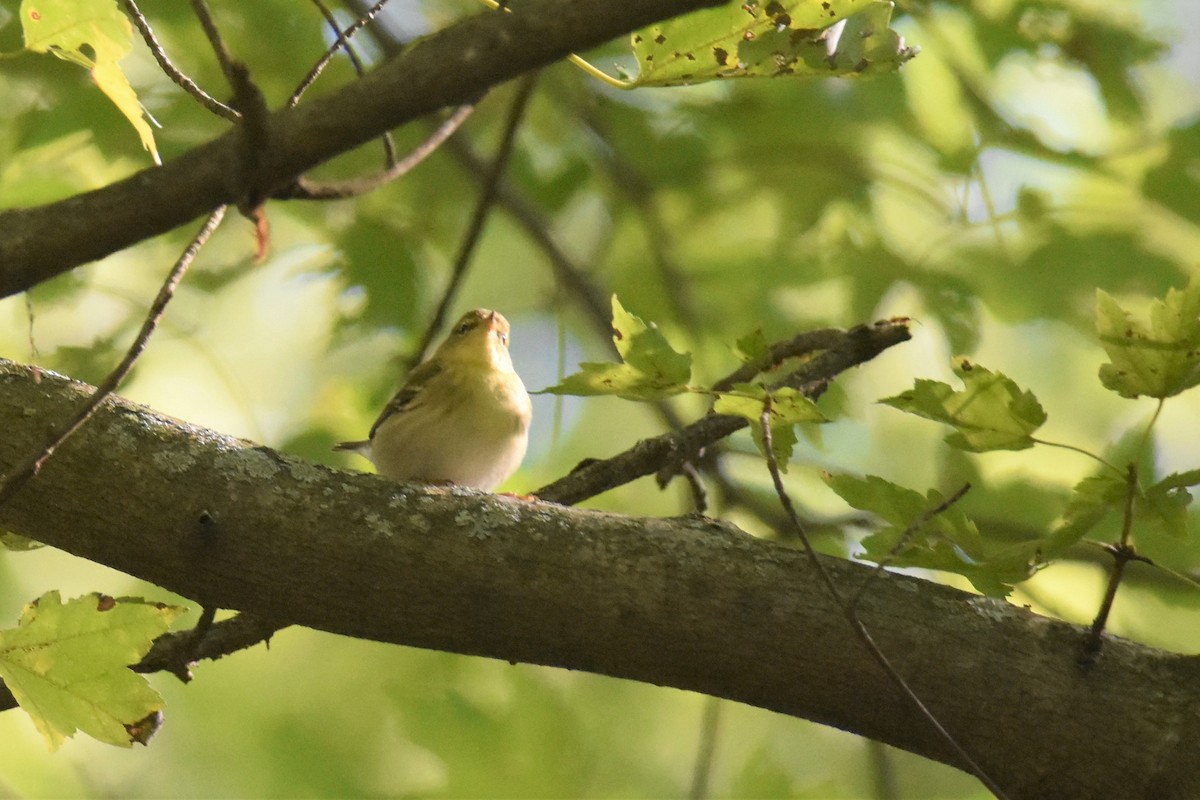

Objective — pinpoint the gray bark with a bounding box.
[1,359,1198,800]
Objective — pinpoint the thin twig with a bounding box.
[1083,464,1141,660]
[0,208,228,508]
[283,105,475,200]
[120,0,240,121]
[757,400,1009,800]
[688,696,722,800]
[533,320,911,506]
[23,293,40,383]
[304,0,397,166]
[190,0,240,87]
[289,0,393,108]
[406,74,540,369]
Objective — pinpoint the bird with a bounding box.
[334,309,531,491]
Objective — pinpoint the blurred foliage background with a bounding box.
[1,0,1199,796]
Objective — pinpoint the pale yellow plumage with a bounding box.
[335,309,531,490]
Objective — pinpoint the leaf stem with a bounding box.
[1029,437,1121,475]
[567,54,635,88]
[1082,464,1140,661]
[477,0,635,88]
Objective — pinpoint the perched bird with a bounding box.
[334,309,531,491]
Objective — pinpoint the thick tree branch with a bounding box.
[1,359,1198,799]
[0,0,726,300]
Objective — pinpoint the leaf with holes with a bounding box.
[21,0,160,163]
[880,359,1047,451]
[0,591,182,750]
[1096,274,1200,399]
[628,0,916,87]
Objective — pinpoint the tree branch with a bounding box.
[0,0,727,300]
[0,358,1198,799]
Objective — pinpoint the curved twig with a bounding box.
[0,208,228,508]
[406,74,539,368]
[120,0,240,121]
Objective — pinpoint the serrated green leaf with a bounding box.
[1142,469,1200,539]
[713,383,827,426]
[752,419,797,471]
[610,296,691,386]
[824,473,1038,596]
[716,384,826,470]
[1096,275,1200,399]
[20,0,159,163]
[0,591,182,750]
[733,328,770,368]
[538,296,690,400]
[538,361,686,401]
[1046,474,1128,553]
[880,359,1047,451]
[629,0,916,87]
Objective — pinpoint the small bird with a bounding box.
[334,309,532,491]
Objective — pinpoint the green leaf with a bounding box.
[1096,275,1200,399]
[713,383,827,426]
[20,0,160,163]
[1142,469,1200,539]
[0,531,44,551]
[752,419,797,471]
[715,383,827,470]
[1046,474,1128,554]
[610,296,692,386]
[824,473,1039,596]
[733,328,770,368]
[0,591,183,750]
[879,359,1047,451]
[629,0,916,87]
[538,296,691,400]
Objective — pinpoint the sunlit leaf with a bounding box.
[539,296,691,401]
[879,359,1047,451]
[1096,275,1200,399]
[628,0,916,87]
[20,0,160,163]
[716,383,827,470]
[0,591,182,750]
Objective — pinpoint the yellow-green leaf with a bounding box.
[880,359,1047,452]
[1096,274,1200,399]
[21,0,160,163]
[629,0,916,87]
[538,296,691,400]
[0,591,182,750]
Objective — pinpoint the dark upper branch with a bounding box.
[0,0,727,299]
[0,358,1198,799]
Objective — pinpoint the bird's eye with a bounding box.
[498,332,509,346]
[455,322,473,335]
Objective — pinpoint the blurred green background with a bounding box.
[2,0,1199,796]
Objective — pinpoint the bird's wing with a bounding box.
[367,360,443,439]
